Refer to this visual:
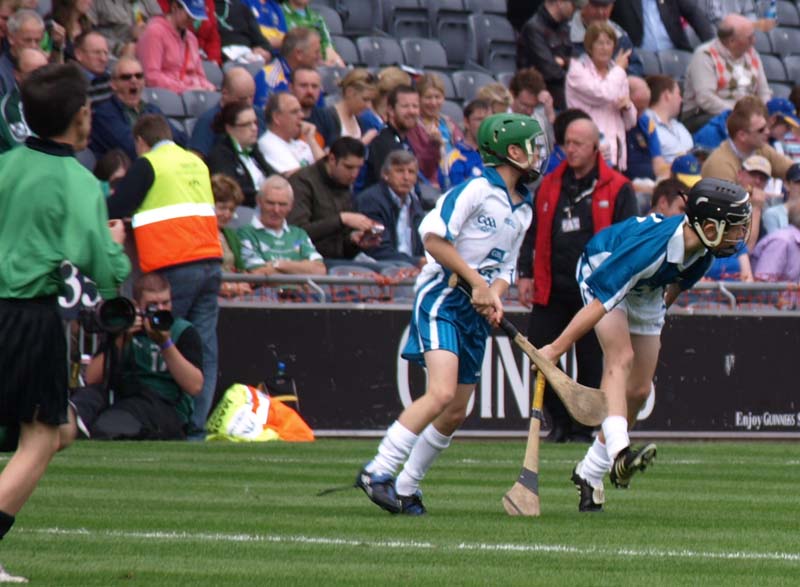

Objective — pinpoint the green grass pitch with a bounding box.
[3,439,799,586]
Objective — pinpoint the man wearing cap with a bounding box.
[763,163,800,235]
[736,154,771,249]
[517,0,580,111]
[682,14,771,133]
[671,154,702,188]
[136,0,216,94]
[569,0,645,77]
[645,74,693,165]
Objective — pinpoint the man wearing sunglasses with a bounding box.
[89,56,186,160]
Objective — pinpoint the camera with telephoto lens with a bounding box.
[79,297,138,334]
[142,304,174,332]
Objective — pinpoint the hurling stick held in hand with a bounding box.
[503,371,546,516]
[446,274,607,426]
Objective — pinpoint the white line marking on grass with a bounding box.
[26,527,800,563]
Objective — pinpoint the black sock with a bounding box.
[0,511,15,540]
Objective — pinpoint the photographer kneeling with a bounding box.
[71,273,204,440]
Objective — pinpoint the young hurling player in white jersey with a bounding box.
[539,177,752,512]
[356,113,548,515]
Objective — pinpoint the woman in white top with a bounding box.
[329,67,379,144]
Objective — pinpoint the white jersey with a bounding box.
[416,167,533,288]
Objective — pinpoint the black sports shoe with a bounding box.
[571,466,604,512]
[355,468,401,514]
[398,491,426,516]
[609,443,657,489]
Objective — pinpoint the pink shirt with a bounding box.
[136,16,215,94]
[565,55,637,171]
[752,225,800,282]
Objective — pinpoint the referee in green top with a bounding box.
[0,63,131,583]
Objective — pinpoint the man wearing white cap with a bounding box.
[136,0,216,94]
[736,154,771,249]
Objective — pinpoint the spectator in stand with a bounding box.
[89,0,162,56]
[207,101,275,207]
[645,74,693,164]
[90,56,187,160]
[244,0,286,50]
[702,97,792,191]
[650,177,688,217]
[291,65,336,147]
[239,174,326,275]
[671,153,703,188]
[476,82,513,114]
[106,113,223,437]
[508,0,542,31]
[611,0,714,52]
[509,67,557,150]
[363,84,419,190]
[156,0,222,65]
[407,73,462,190]
[189,65,263,157]
[216,0,273,64]
[355,149,426,268]
[701,0,777,32]
[0,0,13,55]
[569,0,644,77]
[682,14,771,133]
[448,99,490,186]
[50,0,93,61]
[735,154,772,250]
[211,173,253,297]
[328,68,378,145]
[282,0,344,67]
[517,117,638,443]
[625,76,667,209]
[136,0,216,94]
[257,91,324,174]
[752,201,800,282]
[288,137,382,265]
[543,107,592,175]
[93,147,131,196]
[73,31,112,103]
[763,164,800,234]
[566,21,637,171]
[0,10,44,94]
[0,47,47,153]
[763,98,800,199]
[258,26,321,108]
[516,0,579,110]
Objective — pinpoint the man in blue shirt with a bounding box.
[539,177,752,513]
[448,99,490,187]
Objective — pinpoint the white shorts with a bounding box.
[581,287,666,336]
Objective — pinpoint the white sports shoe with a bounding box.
[0,563,28,583]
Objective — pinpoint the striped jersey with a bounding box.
[579,213,713,310]
[416,167,533,288]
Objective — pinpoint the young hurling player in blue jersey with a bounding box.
[356,113,548,515]
[539,177,752,512]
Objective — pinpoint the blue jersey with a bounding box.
[579,214,713,311]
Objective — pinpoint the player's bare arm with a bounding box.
[539,298,607,363]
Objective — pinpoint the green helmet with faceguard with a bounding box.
[477,113,549,181]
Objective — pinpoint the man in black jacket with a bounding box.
[516,0,579,111]
[611,0,714,52]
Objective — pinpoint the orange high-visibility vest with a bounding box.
[133,142,221,272]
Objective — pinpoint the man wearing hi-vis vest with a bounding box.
[107,113,223,438]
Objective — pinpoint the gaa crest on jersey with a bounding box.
[476,215,497,233]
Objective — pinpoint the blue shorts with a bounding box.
[402,273,490,384]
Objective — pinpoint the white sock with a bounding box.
[602,415,630,461]
[577,438,612,488]
[395,424,453,496]
[366,421,419,477]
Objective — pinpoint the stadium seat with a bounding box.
[183,117,198,136]
[441,99,464,126]
[656,49,691,81]
[141,87,185,117]
[310,0,336,7]
[314,4,343,36]
[400,38,449,71]
[318,65,347,96]
[182,90,221,117]
[754,30,773,55]
[761,53,788,82]
[464,0,506,16]
[431,0,472,69]
[356,36,404,68]
[331,35,359,65]
[223,59,262,78]
[769,82,793,99]
[776,0,800,27]
[638,49,661,75]
[496,71,514,87]
[451,70,495,102]
[201,60,223,89]
[467,14,516,71]
[383,0,430,39]
[683,25,701,49]
[769,26,800,57]
[782,55,800,83]
[436,71,457,99]
[336,0,383,36]
[168,117,186,136]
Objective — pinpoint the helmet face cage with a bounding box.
[478,113,548,181]
[688,190,752,258]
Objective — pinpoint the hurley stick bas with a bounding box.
[447,274,607,426]
[503,371,546,517]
